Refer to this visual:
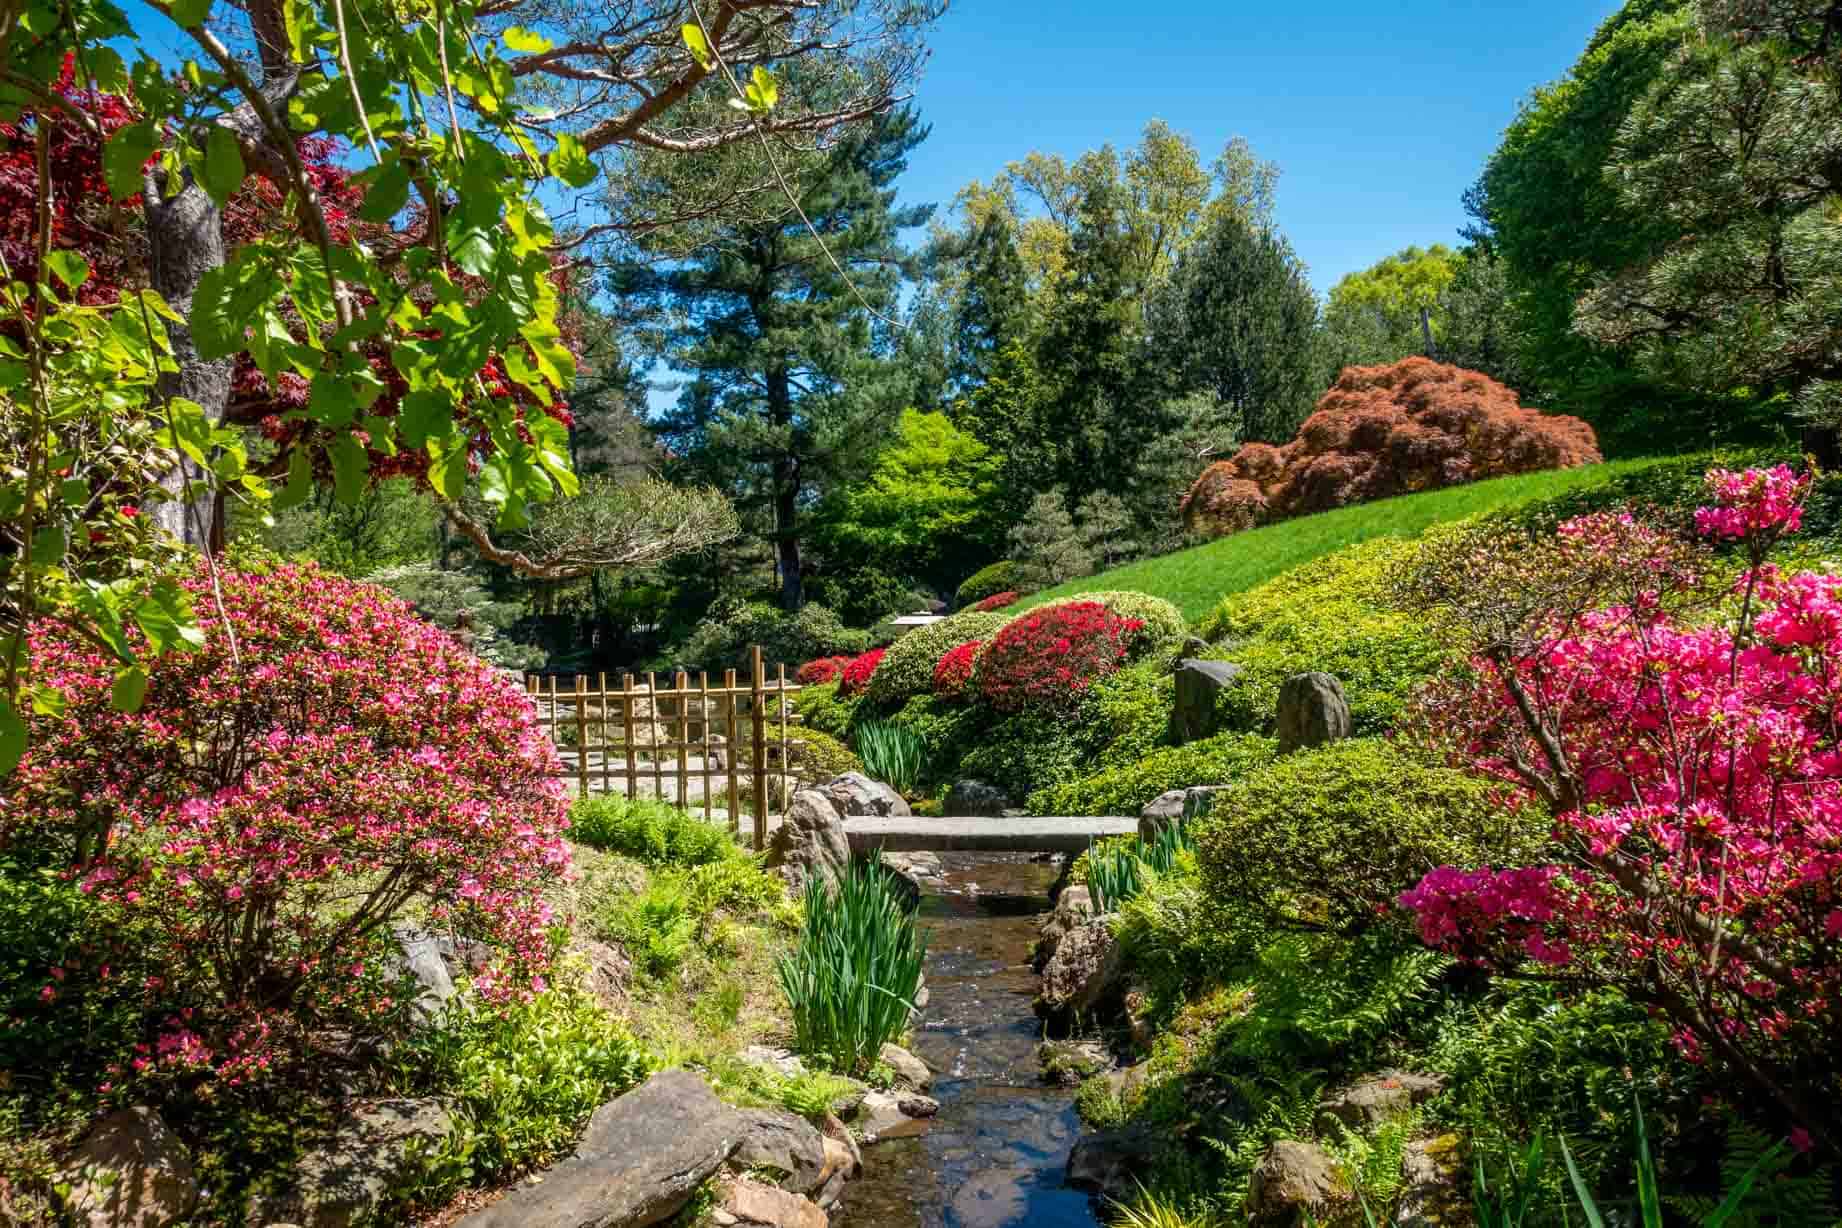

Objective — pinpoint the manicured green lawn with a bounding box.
[1026,458,1678,623]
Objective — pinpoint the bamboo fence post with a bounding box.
[573,676,589,797]
[674,670,689,808]
[724,668,740,837]
[699,671,712,823]
[776,663,790,806]
[648,671,663,802]
[751,646,769,850]
[621,672,638,800]
[597,671,610,796]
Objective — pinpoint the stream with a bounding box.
[830,853,1103,1228]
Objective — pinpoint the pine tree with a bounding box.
[1009,490,1095,588]
[619,108,934,610]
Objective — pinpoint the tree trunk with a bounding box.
[145,179,231,549]
[1419,305,1438,361]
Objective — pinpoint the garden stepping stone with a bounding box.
[457,1070,744,1228]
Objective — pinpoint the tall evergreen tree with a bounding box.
[617,108,933,610]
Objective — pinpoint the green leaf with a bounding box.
[0,693,24,774]
[306,372,358,427]
[1633,1103,1662,1228]
[359,161,412,223]
[135,581,204,653]
[44,250,89,292]
[282,0,316,58]
[272,445,312,512]
[426,438,468,499]
[1558,1136,1604,1228]
[110,665,149,713]
[396,389,450,448]
[330,431,368,503]
[201,125,245,207]
[166,396,213,465]
[548,132,596,189]
[103,120,156,199]
[682,23,713,69]
[1701,1140,1783,1228]
[167,0,210,28]
[749,66,778,111]
[503,25,552,52]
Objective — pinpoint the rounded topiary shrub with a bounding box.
[797,655,854,686]
[12,562,569,1087]
[976,601,1142,714]
[1023,590,1187,656]
[932,640,981,700]
[838,647,886,697]
[956,560,1025,608]
[1192,738,1543,936]
[864,610,1012,709]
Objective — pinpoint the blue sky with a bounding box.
[897,1,1623,295]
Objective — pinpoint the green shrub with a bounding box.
[1197,537,1445,735]
[568,796,739,868]
[785,728,860,780]
[680,600,871,672]
[958,709,1089,800]
[1113,859,1251,1017]
[1025,589,1188,655]
[863,610,1012,709]
[1026,732,1278,816]
[791,681,860,738]
[957,560,1025,607]
[854,720,926,795]
[1193,738,1543,936]
[1085,823,1195,912]
[1089,659,1177,769]
[396,983,652,1186]
[776,857,926,1075]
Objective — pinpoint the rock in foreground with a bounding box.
[459,1071,744,1228]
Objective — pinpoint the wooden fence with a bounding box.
[525,646,802,850]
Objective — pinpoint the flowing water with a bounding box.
[831,854,1103,1228]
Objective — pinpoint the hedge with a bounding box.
[1025,732,1278,817]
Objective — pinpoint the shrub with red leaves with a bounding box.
[973,591,1021,612]
[838,648,886,697]
[932,640,982,700]
[975,603,1143,714]
[797,656,855,686]
[1182,358,1601,538]
[9,561,569,1090]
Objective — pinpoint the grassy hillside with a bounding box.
[1026,459,1675,623]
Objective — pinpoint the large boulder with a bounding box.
[249,1099,455,1228]
[458,1071,745,1228]
[731,1108,829,1196]
[819,772,910,818]
[1036,918,1123,1023]
[1032,884,1094,971]
[1066,1127,1159,1203]
[763,791,850,893]
[1138,785,1229,842]
[1276,672,1352,754]
[391,926,458,1024]
[944,779,1010,816]
[1247,1140,1350,1226]
[1169,659,1244,744]
[712,1178,828,1228]
[1314,1071,1446,1136]
[60,1107,198,1228]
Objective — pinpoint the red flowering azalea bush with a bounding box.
[797,656,855,686]
[1397,465,1842,1148]
[6,561,570,1089]
[974,591,1021,612]
[838,647,886,697]
[976,602,1142,714]
[932,640,982,700]
[1182,358,1602,538]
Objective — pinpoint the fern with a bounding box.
[1225,930,1448,1063]
[1667,1122,1837,1228]
[1200,1068,1327,1202]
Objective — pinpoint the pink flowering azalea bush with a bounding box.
[1397,464,1842,1147]
[837,647,886,697]
[5,561,570,1090]
[976,602,1143,714]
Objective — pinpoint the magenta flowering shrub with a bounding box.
[8,561,570,1089]
[1399,465,1842,1147]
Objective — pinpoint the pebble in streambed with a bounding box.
[831,855,1102,1228]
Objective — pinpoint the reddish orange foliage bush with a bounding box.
[1180,358,1602,537]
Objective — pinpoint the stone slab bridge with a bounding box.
[843,816,1137,856]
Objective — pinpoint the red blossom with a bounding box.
[975,603,1141,714]
[837,648,886,697]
